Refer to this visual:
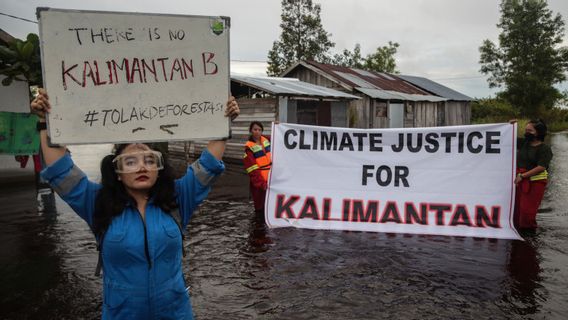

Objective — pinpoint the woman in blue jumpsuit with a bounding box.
[31,89,239,319]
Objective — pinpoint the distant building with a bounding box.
[398,74,472,127]
[282,60,472,128]
[168,75,359,168]
[0,28,15,46]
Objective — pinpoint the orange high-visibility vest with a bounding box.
[244,136,272,182]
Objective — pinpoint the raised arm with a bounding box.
[207,96,240,160]
[31,89,99,226]
[31,89,67,165]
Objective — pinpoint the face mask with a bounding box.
[524,133,536,141]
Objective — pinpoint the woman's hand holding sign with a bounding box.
[225,96,239,121]
[31,88,51,119]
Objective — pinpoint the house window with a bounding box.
[375,102,387,117]
[297,103,318,125]
[405,102,414,119]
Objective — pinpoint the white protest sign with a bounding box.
[266,123,521,240]
[38,8,230,144]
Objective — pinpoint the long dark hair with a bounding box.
[528,119,547,141]
[248,121,264,142]
[92,143,177,236]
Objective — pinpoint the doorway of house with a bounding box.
[389,102,404,128]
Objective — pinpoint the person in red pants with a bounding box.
[243,121,272,214]
[513,119,553,230]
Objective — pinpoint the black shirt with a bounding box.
[517,138,553,170]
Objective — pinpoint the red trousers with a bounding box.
[250,184,266,212]
[514,178,547,229]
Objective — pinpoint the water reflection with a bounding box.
[0,183,62,318]
[187,201,527,320]
[507,238,542,315]
[1,135,567,319]
[37,188,57,217]
[247,211,272,252]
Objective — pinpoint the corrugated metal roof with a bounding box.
[334,71,375,88]
[398,75,473,101]
[231,75,360,100]
[355,87,447,102]
[305,61,429,95]
[351,68,379,78]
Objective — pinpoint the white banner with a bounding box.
[266,123,521,240]
[38,8,230,144]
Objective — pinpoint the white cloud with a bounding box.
[231,61,268,77]
[1,0,567,98]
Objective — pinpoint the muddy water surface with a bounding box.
[1,134,567,319]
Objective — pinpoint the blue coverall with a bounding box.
[41,149,224,319]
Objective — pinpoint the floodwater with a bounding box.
[1,133,567,320]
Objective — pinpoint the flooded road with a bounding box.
[1,133,567,320]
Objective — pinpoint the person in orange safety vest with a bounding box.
[243,121,272,213]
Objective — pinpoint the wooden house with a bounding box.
[398,74,472,126]
[282,60,471,129]
[168,75,359,170]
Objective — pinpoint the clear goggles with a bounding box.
[112,150,164,173]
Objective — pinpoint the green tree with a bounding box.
[479,0,568,117]
[471,98,518,123]
[332,41,400,73]
[0,33,43,86]
[333,44,365,68]
[267,0,335,76]
[363,41,399,73]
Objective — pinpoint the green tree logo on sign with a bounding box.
[211,20,224,35]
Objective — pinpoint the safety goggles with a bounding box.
[112,150,164,173]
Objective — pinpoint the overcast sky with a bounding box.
[2,0,568,98]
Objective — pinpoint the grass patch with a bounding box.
[548,121,568,132]
[471,99,568,133]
